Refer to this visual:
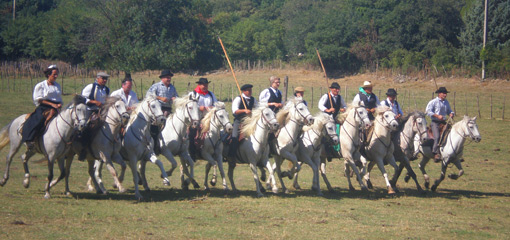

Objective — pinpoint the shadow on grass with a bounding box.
[66,185,509,202]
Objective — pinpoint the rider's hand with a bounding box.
[437,115,444,120]
[244,109,251,114]
[326,108,335,113]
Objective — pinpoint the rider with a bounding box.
[380,88,403,143]
[353,81,379,121]
[294,87,307,106]
[79,71,110,159]
[259,76,283,114]
[146,70,178,154]
[318,82,346,161]
[22,65,63,151]
[110,74,139,112]
[228,84,256,157]
[426,87,454,162]
[188,78,217,159]
[318,82,346,122]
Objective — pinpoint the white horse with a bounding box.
[158,94,201,190]
[0,95,89,199]
[119,94,166,200]
[187,101,232,190]
[389,111,428,193]
[225,104,279,197]
[291,112,339,195]
[270,97,314,193]
[320,101,371,192]
[360,105,399,194]
[50,97,130,195]
[415,116,481,191]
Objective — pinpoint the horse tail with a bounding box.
[0,122,12,151]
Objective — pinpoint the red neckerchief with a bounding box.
[194,86,208,95]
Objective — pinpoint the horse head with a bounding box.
[105,97,130,126]
[291,97,314,125]
[412,112,428,143]
[144,94,165,126]
[67,95,89,131]
[376,106,398,130]
[464,116,481,142]
[322,114,339,145]
[350,101,371,129]
[214,102,233,133]
[262,105,279,132]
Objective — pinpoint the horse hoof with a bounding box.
[404,175,410,183]
[44,193,51,199]
[388,188,396,194]
[163,179,171,186]
[257,192,264,198]
[366,181,373,189]
[349,186,356,191]
[260,186,266,193]
[272,188,278,194]
[284,189,290,194]
[112,184,118,189]
[294,185,301,190]
[431,185,437,192]
[0,179,6,187]
[448,174,459,180]
[65,191,73,197]
[424,182,430,189]
[317,191,324,197]
[210,180,217,187]
[182,184,189,191]
[192,182,200,189]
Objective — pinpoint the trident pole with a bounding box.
[219,37,247,109]
[316,48,333,108]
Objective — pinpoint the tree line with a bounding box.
[1,0,509,78]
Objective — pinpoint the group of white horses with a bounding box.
[0,93,481,200]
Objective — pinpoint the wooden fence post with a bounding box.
[283,76,289,102]
[503,96,506,120]
[219,83,222,101]
[453,92,456,113]
[477,94,481,118]
[311,87,314,109]
[465,92,468,116]
[490,94,493,119]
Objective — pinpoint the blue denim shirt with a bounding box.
[426,97,453,121]
[146,82,178,108]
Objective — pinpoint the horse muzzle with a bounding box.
[191,120,199,129]
[473,136,481,142]
[331,135,339,145]
[270,122,280,132]
[225,124,233,133]
[305,116,314,126]
[121,113,130,125]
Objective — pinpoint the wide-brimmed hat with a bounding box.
[362,81,373,88]
[386,88,398,96]
[435,87,449,94]
[329,82,340,89]
[294,86,305,92]
[241,84,253,91]
[159,69,174,78]
[196,78,211,84]
[97,72,110,78]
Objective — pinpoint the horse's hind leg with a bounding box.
[418,156,431,189]
[227,160,238,192]
[320,158,334,192]
[21,149,36,188]
[204,162,212,191]
[44,159,57,199]
[448,159,464,180]
[102,152,125,193]
[215,154,229,191]
[179,153,199,189]
[88,160,104,194]
[0,141,22,187]
[399,157,424,193]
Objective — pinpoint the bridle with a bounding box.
[446,119,479,159]
[400,115,426,151]
[253,109,276,146]
[372,110,397,149]
[341,106,365,147]
[207,108,231,149]
[141,99,164,125]
[171,100,199,142]
[55,103,85,145]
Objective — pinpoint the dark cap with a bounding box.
[386,88,398,96]
[241,84,253,91]
[196,78,211,84]
[329,82,340,89]
[159,69,174,78]
[435,87,449,94]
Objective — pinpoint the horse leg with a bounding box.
[215,152,229,191]
[431,159,449,192]
[21,149,36,188]
[202,151,216,191]
[50,154,67,188]
[95,159,108,194]
[449,159,464,180]
[308,158,322,196]
[349,152,368,191]
[204,162,212,191]
[249,162,264,197]
[147,153,170,187]
[139,160,151,192]
[344,159,355,191]
[263,159,278,194]
[227,160,238,192]
[364,160,376,190]
[274,156,287,193]
[210,164,217,187]
[0,136,23,187]
[418,155,431,189]
[400,156,424,193]
[88,160,104,194]
[127,158,143,200]
[374,157,395,194]
[320,158,333,192]
[179,153,200,189]
[63,153,74,196]
[108,152,126,193]
[292,161,304,190]
[44,158,56,199]
[386,155,400,192]
[160,149,176,186]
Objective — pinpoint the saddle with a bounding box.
[426,122,452,148]
[78,112,104,160]
[21,108,58,135]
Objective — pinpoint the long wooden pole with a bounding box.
[315,48,333,108]
[219,37,246,109]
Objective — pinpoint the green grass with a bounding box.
[1,71,509,239]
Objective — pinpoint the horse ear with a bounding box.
[472,116,477,121]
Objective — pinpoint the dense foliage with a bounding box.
[0,0,508,76]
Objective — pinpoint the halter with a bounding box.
[206,108,231,149]
[55,103,84,145]
[341,106,364,148]
[294,102,312,125]
[171,100,199,142]
[252,109,274,146]
[101,101,126,145]
[400,115,426,151]
[446,119,478,159]
[372,112,396,149]
[141,99,164,124]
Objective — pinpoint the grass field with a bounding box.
[0,70,509,239]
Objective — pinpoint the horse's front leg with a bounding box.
[418,154,432,189]
[320,157,334,192]
[87,159,104,194]
[50,154,67,188]
[112,151,126,185]
[448,158,464,180]
[431,158,449,192]
[273,155,288,193]
[374,155,396,194]
[249,162,264,197]
[44,158,56,199]
[386,154,400,192]
[201,151,216,190]
[159,148,176,186]
[126,157,143,200]
[139,159,151,192]
[179,152,200,189]
[398,155,424,193]
[227,160,238,192]
[148,152,170,187]
[214,151,229,191]
[109,152,126,193]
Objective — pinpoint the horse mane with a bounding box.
[128,93,157,125]
[200,102,226,134]
[99,97,121,121]
[64,95,86,109]
[338,100,363,123]
[241,104,267,137]
[452,115,472,131]
[276,97,304,126]
[375,105,392,115]
[303,112,332,132]
[397,111,426,132]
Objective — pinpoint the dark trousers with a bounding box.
[21,104,55,143]
[228,119,242,157]
[431,121,442,154]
